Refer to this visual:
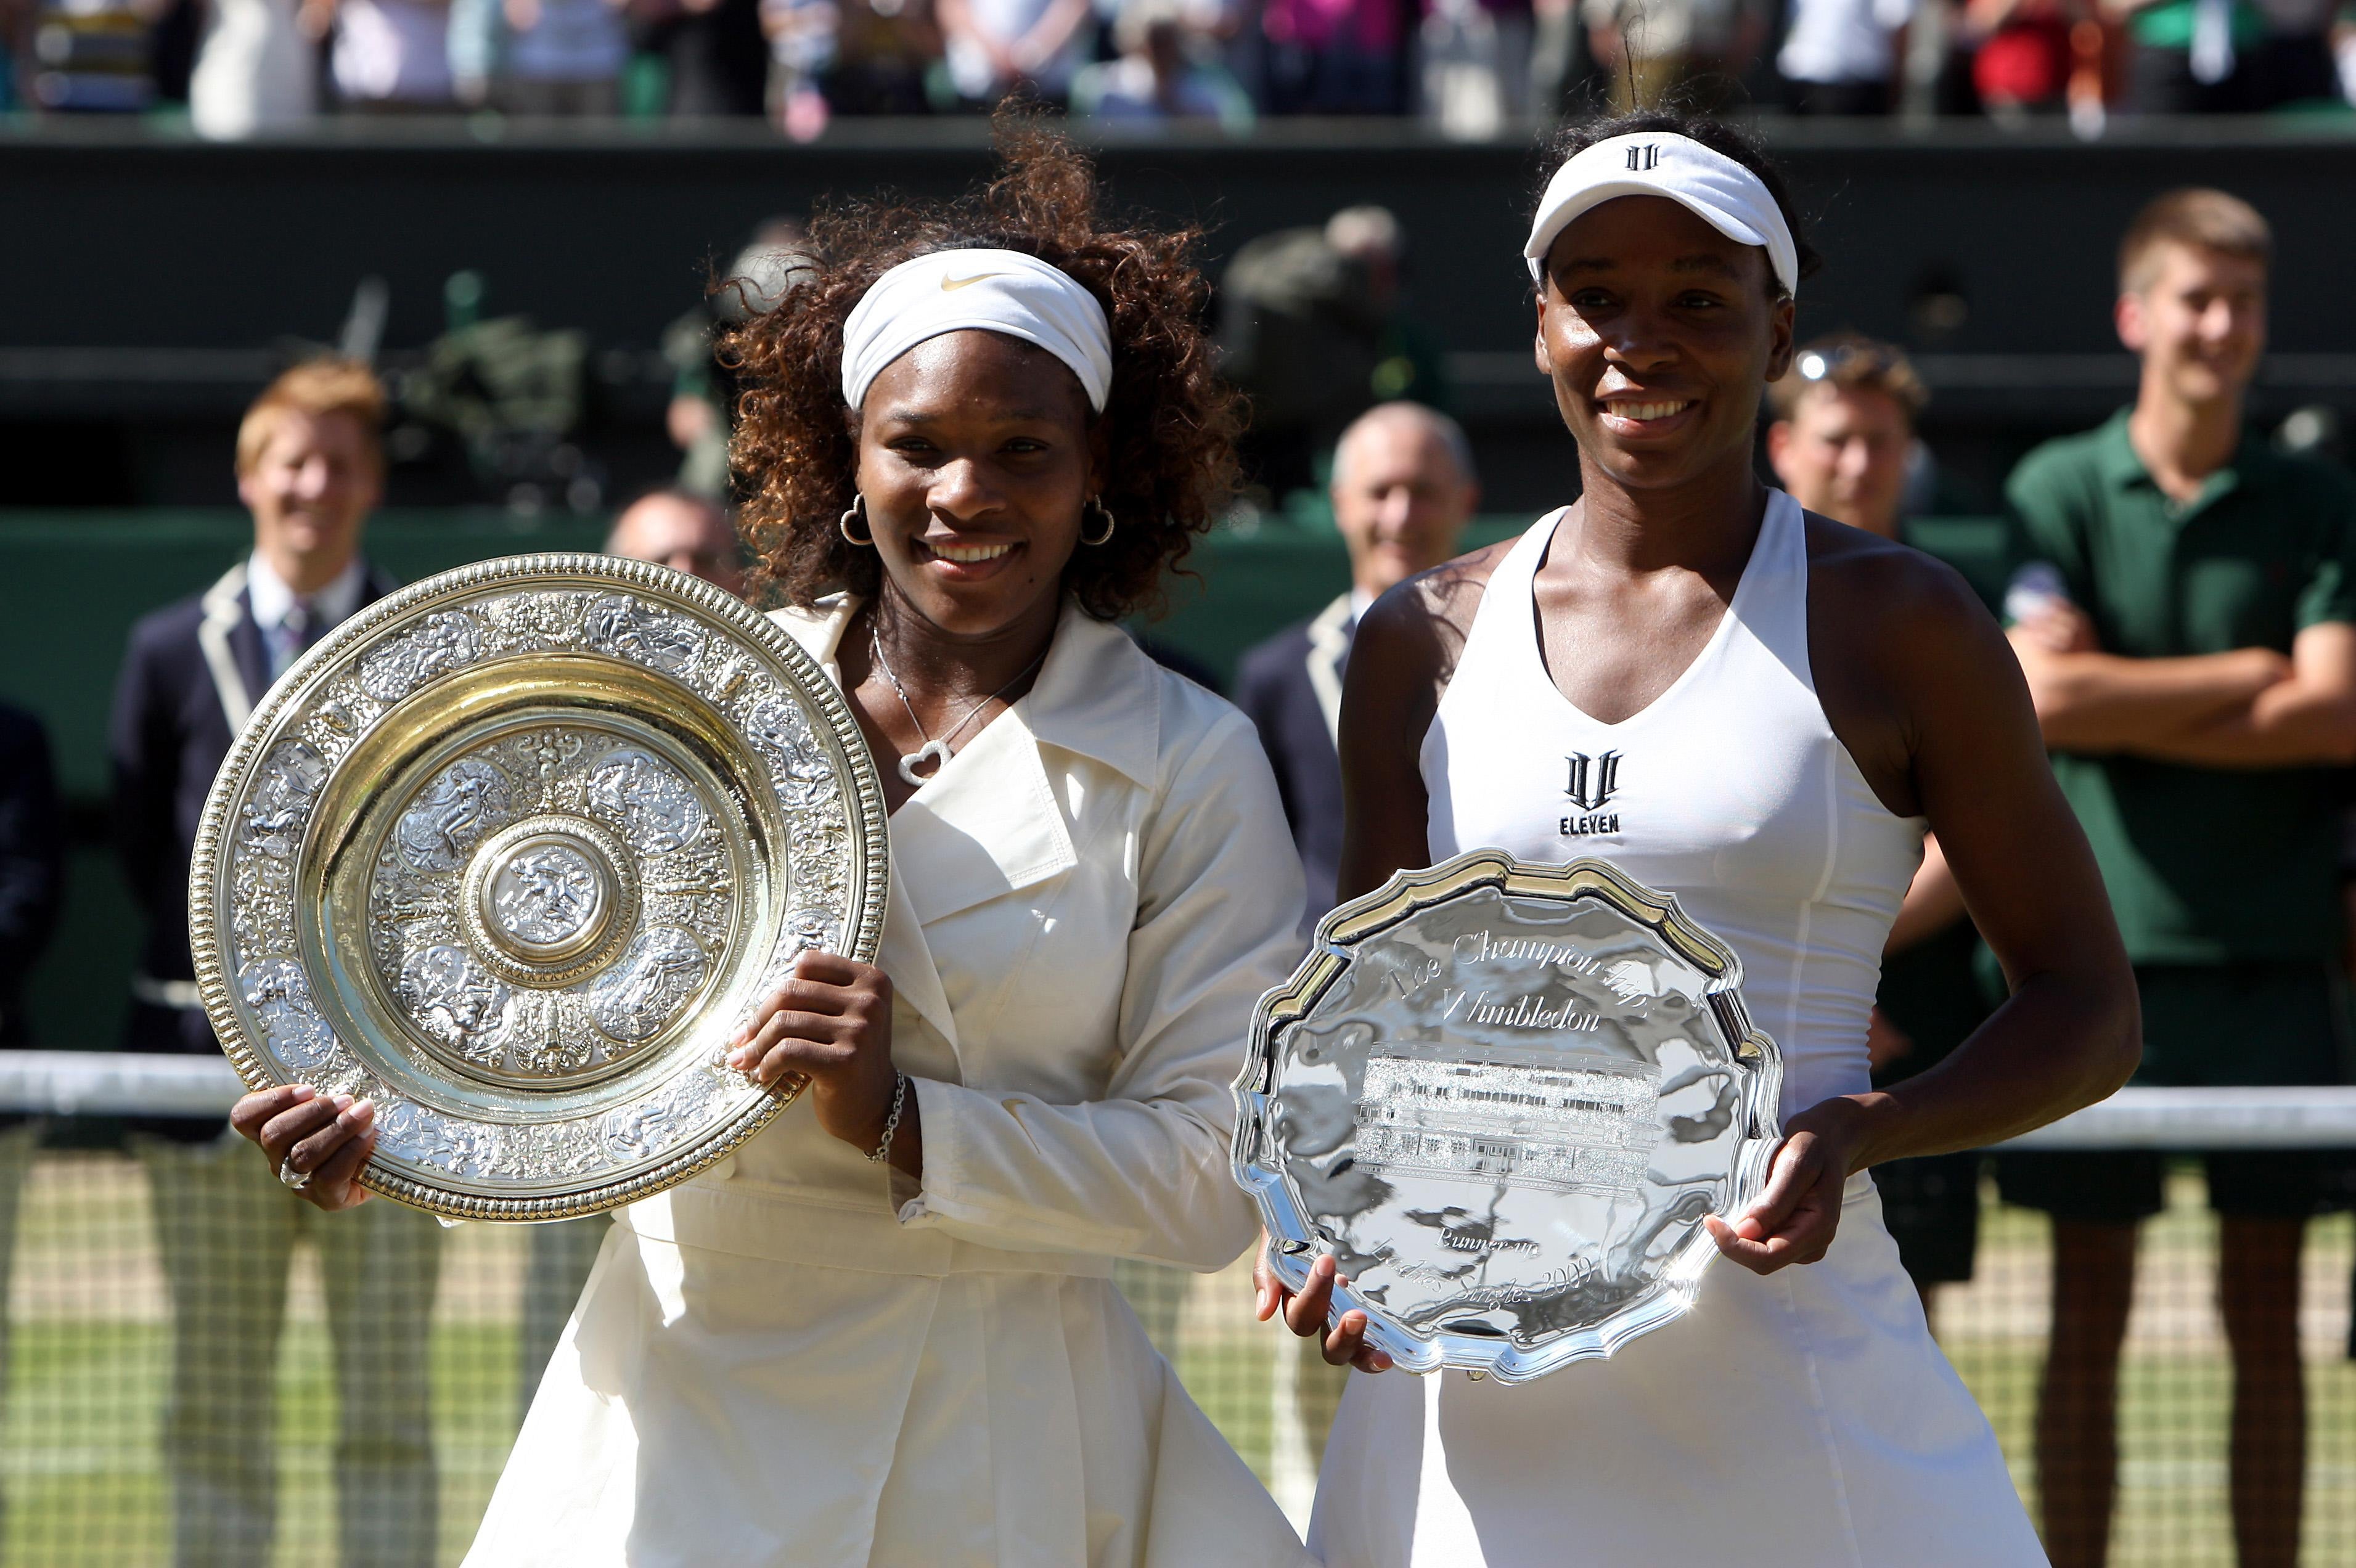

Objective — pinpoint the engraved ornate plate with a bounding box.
[1233,850,1782,1382]
[190,555,887,1220]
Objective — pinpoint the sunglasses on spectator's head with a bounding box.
[1794,343,1904,383]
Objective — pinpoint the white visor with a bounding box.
[1523,132,1799,300]
[840,248,1114,413]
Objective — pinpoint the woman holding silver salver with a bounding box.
[1264,110,2138,1566]
[231,120,1314,1568]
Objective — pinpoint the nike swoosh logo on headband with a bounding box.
[940,274,1008,292]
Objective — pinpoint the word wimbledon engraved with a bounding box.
[1234,850,1782,1381]
[190,554,888,1220]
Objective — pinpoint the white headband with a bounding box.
[840,248,1114,413]
[1524,132,1799,300]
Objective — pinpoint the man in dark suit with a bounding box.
[110,360,444,1568]
[1230,401,1476,1513]
[1235,401,1479,933]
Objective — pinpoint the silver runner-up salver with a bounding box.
[1233,849,1783,1382]
[190,554,888,1221]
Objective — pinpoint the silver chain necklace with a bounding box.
[869,623,1048,787]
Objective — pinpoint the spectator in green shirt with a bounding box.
[2001,187,2356,1568]
[1767,335,1995,1337]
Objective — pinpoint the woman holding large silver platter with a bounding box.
[229,121,1314,1567]
[1264,110,2140,1566]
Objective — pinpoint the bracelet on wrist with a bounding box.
[869,1071,909,1164]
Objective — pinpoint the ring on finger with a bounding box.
[277,1154,312,1191]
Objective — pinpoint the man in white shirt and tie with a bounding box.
[110,359,444,1568]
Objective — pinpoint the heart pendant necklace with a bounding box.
[870,622,1048,788]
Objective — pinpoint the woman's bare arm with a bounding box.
[1818,537,2141,1161]
[1701,536,2138,1275]
[1261,544,1505,1370]
[1884,832,1964,956]
[1331,547,1510,902]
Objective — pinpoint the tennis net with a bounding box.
[3,1053,2352,1565]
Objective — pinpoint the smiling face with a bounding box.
[854,329,1102,642]
[1767,384,1912,538]
[239,409,380,594]
[1534,194,1793,498]
[2117,240,2267,409]
[1331,408,1478,596]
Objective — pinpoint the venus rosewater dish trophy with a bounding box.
[189,555,887,1219]
[1234,849,1785,1381]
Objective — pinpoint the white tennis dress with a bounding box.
[1306,494,2047,1567]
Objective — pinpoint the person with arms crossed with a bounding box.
[1766,333,1994,1330]
[109,360,444,1568]
[1263,110,2138,1566]
[229,123,1316,1568]
[1997,187,2356,1568]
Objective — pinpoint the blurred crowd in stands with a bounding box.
[3,0,2353,133]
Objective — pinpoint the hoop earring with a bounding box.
[1080,497,1116,547]
[839,496,873,547]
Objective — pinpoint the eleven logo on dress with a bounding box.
[1561,751,1622,838]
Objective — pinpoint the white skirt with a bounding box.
[1307,1174,2047,1568]
[467,1216,1313,1568]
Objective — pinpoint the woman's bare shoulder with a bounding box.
[1799,510,1997,656]
[1355,534,1518,690]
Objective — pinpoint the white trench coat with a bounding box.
[464,596,1314,1568]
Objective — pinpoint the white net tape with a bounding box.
[6,1052,2354,1148]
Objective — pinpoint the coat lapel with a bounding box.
[197,561,257,733]
[1304,591,1353,749]
[207,557,398,732]
[876,851,962,1059]
[888,707,1075,930]
[764,596,962,1054]
[763,596,1165,1066]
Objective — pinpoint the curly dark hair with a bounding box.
[722,116,1241,622]
[1534,110,1822,301]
